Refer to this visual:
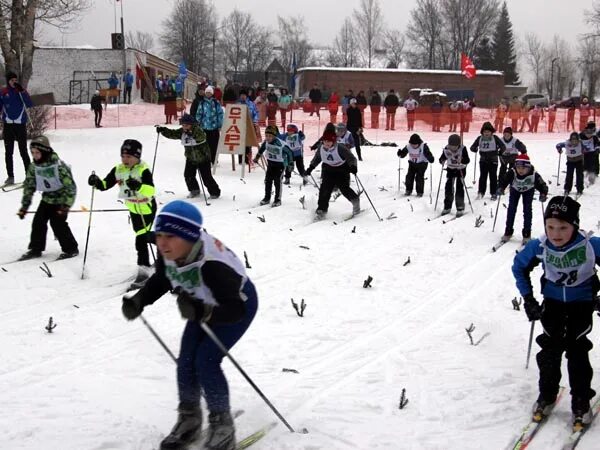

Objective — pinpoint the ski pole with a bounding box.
[492,192,502,232]
[459,169,474,214]
[434,162,445,212]
[140,315,178,363]
[309,174,320,189]
[354,174,383,221]
[80,182,96,280]
[200,321,301,434]
[429,163,433,205]
[397,156,402,195]
[472,151,478,184]
[151,131,160,174]
[197,168,211,206]
[24,208,129,214]
[525,321,535,370]
[556,151,562,187]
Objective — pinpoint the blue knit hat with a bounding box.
[154,200,203,242]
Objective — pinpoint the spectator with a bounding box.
[238,90,259,165]
[369,90,381,129]
[342,89,353,122]
[108,71,119,104]
[222,83,236,105]
[580,96,592,131]
[508,96,522,130]
[403,93,418,131]
[328,91,340,123]
[462,97,475,132]
[189,83,205,118]
[122,68,134,104]
[355,90,368,120]
[546,101,557,132]
[519,103,532,133]
[254,88,267,127]
[195,86,224,164]
[155,75,164,102]
[1,71,33,184]
[308,83,322,117]
[175,75,184,98]
[530,104,544,133]
[278,88,292,128]
[431,96,443,132]
[448,101,460,132]
[91,90,103,128]
[213,83,223,103]
[384,89,400,130]
[566,99,576,132]
[346,98,364,161]
[266,85,278,127]
[494,100,507,131]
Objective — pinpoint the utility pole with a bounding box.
[120,0,127,94]
[550,57,558,101]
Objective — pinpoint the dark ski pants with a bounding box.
[4,123,30,179]
[184,159,221,197]
[285,154,306,179]
[93,109,102,127]
[564,160,584,193]
[478,157,498,196]
[29,201,78,254]
[406,111,414,130]
[504,188,534,237]
[205,129,220,164]
[130,201,156,267]
[318,170,358,212]
[348,129,362,160]
[443,172,465,211]
[405,162,428,195]
[123,86,132,104]
[584,151,599,176]
[499,154,517,184]
[536,299,595,405]
[263,161,284,201]
[178,280,258,413]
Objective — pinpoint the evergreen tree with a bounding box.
[472,37,495,70]
[491,1,520,84]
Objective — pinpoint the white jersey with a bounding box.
[163,231,248,307]
[284,133,303,153]
[443,146,466,170]
[478,136,498,153]
[511,171,535,193]
[337,131,354,148]
[320,145,345,167]
[540,231,596,288]
[503,137,519,155]
[407,144,429,164]
[581,137,597,154]
[181,131,204,147]
[564,142,583,159]
[263,140,285,163]
[404,99,418,111]
[35,162,64,192]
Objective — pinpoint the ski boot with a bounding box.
[501,234,512,243]
[441,208,451,216]
[476,193,483,200]
[160,404,202,450]
[456,209,465,217]
[283,177,290,185]
[532,395,558,422]
[351,198,361,216]
[204,411,236,450]
[315,209,326,221]
[416,193,423,198]
[209,194,220,200]
[56,250,79,260]
[18,249,42,261]
[271,199,282,207]
[490,194,498,201]
[187,190,200,198]
[572,397,593,432]
[521,230,531,246]
[259,198,270,206]
[404,191,412,196]
[4,176,14,185]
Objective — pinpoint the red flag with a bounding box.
[461,53,476,79]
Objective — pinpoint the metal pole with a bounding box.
[354,174,383,221]
[525,321,535,370]
[429,163,433,204]
[140,315,178,363]
[434,162,444,212]
[120,2,126,92]
[556,151,562,187]
[397,156,402,195]
[81,182,96,280]
[492,193,502,232]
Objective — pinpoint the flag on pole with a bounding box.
[460,53,476,79]
[289,52,297,92]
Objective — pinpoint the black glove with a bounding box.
[17,208,26,220]
[539,193,547,203]
[155,125,166,133]
[126,178,142,191]
[305,168,312,176]
[523,294,542,322]
[496,187,504,196]
[175,289,205,321]
[349,165,357,175]
[122,291,145,320]
[88,174,101,187]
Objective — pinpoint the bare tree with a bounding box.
[544,35,577,98]
[160,0,216,76]
[277,16,312,70]
[578,35,600,100]
[126,31,155,52]
[243,27,272,73]
[352,0,383,68]
[382,29,405,68]
[585,0,600,36]
[328,18,359,67]
[0,0,92,86]
[406,0,445,69]
[524,33,546,93]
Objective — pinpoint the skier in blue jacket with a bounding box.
[512,196,600,430]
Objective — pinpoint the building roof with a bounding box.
[297,66,504,77]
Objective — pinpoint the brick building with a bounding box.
[296,67,505,106]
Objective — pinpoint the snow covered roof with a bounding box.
[298,66,504,76]
[36,45,99,50]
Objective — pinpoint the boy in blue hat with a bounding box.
[122,200,258,450]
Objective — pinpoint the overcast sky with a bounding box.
[41,0,592,83]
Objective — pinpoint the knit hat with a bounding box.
[448,134,461,146]
[155,200,203,242]
[205,86,214,94]
[408,134,422,145]
[585,121,596,132]
[322,130,337,142]
[349,98,357,104]
[503,127,513,134]
[287,123,299,132]
[180,113,195,125]
[480,121,495,134]
[544,196,580,229]
[239,89,248,96]
[335,122,346,130]
[30,135,53,152]
[324,122,336,134]
[121,139,142,159]
[515,154,531,168]
[265,125,279,136]
[6,71,17,82]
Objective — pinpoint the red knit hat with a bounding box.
[322,130,337,143]
[515,154,531,167]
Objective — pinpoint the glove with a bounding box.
[17,208,26,220]
[155,125,166,133]
[556,146,563,154]
[56,205,70,216]
[88,174,101,187]
[349,165,358,175]
[305,168,312,176]
[175,289,206,321]
[539,193,547,202]
[496,188,504,196]
[252,155,260,164]
[523,294,543,322]
[126,178,142,191]
[122,291,145,320]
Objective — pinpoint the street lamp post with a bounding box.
[550,57,558,101]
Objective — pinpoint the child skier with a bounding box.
[87,139,156,285]
[335,122,355,152]
[556,132,585,196]
[580,121,600,186]
[280,123,308,185]
[497,154,548,244]
[512,196,600,431]
[470,121,506,200]
[498,127,527,183]
[305,129,360,220]
[252,125,293,207]
[17,136,79,260]
[439,134,470,216]
[397,133,434,197]
[121,200,258,450]
[156,113,221,199]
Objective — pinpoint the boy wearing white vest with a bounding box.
[499,127,527,183]
[439,134,470,216]
[17,136,79,260]
[397,133,434,197]
[556,132,585,196]
[253,125,293,207]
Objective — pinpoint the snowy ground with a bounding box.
[1,113,600,450]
